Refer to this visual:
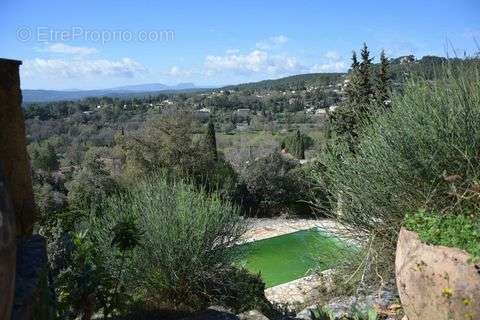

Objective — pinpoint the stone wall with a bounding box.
[0,165,17,320]
[0,58,36,236]
[0,58,53,320]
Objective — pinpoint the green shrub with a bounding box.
[405,209,480,258]
[89,175,265,312]
[280,130,313,158]
[242,152,311,215]
[318,60,480,284]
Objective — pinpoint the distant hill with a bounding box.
[222,73,345,91]
[376,55,479,83]
[110,82,196,91]
[22,83,199,103]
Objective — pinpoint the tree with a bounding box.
[344,51,362,106]
[330,49,365,153]
[358,43,374,107]
[206,119,218,161]
[66,150,117,215]
[375,50,391,109]
[31,142,60,172]
[280,132,313,157]
[291,130,305,160]
[243,153,307,212]
[351,50,359,69]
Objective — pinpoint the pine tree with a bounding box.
[358,43,374,105]
[345,51,361,105]
[375,50,391,109]
[351,50,359,69]
[205,119,218,161]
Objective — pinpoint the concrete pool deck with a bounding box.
[241,218,345,243]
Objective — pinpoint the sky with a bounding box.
[1,0,479,90]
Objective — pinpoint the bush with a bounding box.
[319,60,480,284]
[280,131,313,156]
[89,175,265,312]
[242,152,311,215]
[405,209,480,258]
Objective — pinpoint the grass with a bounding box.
[233,228,353,287]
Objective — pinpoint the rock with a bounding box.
[237,310,269,320]
[396,228,480,320]
[295,305,317,320]
[322,283,398,319]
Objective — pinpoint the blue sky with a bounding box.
[1,0,479,89]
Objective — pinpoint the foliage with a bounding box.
[65,149,118,215]
[319,60,480,286]
[405,209,480,258]
[357,43,374,106]
[374,50,391,108]
[242,152,311,215]
[30,142,60,172]
[205,119,218,161]
[281,130,308,159]
[315,306,379,320]
[223,72,343,91]
[329,44,392,153]
[205,267,269,313]
[56,231,114,320]
[88,175,264,312]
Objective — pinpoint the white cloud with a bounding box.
[204,50,304,76]
[310,61,347,73]
[165,66,192,77]
[271,35,289,45]
[324,50,342,62]
[22,57,147,78]
[256,35,289,50]
[310,50,348,73]
[41,43,98,56]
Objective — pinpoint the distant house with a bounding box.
[194,107,211,120]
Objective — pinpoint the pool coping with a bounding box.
[240,218,348,244]
[264,269,335,311]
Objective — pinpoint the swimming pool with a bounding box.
[233,228,351,288]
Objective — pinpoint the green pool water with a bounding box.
[233,228,351,288]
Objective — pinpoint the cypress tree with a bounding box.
[358,43,374,106]
[351,50,359,69]
[345,51,361,105]
[298,130,305,160]
[292,130,305,160]
[375,49,391,109]
[206,119,218,161]
[333,50,363,153]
